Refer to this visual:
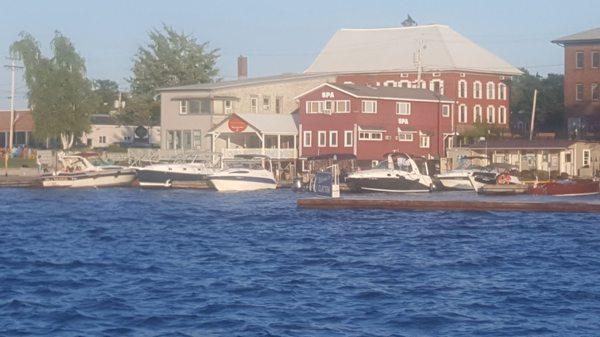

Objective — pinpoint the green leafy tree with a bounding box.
[128,24,220,123]
[10,31,97,149]
[509,68,564,134]
[461,122,508,142]
[93,79,120,114]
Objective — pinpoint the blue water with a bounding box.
[1,189,600,336]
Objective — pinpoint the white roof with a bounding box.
[305,24,522,76]
[209,113,298,135]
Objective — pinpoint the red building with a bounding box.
[297,83,455,165]
[305,25,521,138]
[552,27,600,138]
[0,110,34,148]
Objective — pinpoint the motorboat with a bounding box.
[345,152,434,193]
[41,154,136,188]
[436,160,517,191]
[530,179,600,196]
[137,156,220,188]
[469,172,529,195]
[208,155,277,192]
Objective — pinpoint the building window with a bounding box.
[399,80,411,88]
[430,79,444,94]
[167,131,174,149]
[250,96,258,113]
[458,104,467,123]
[498,106,507,124]
[473,81,482,99]
[275,96,283,114]
[344,130,353,147]
[576,84,584,101]
[593,52,600,68]
[358,131,383,141]
[329,131,338,147]
[99,136,106,144]
[473,105,483,123]
[486,82,496,100]
[318,131,327,147]
[576,51,584,69]
[182,130,192,150]
[383,80,397,87]
[397,130,414,142]
[419,134,430,148]
[179,101,188,114]
[592,83,599,101]
[498,83,507,100]
[323,101,334,114]
[362,100,377,113]
[441,104,450,117]
[262,96,271,111]
[193,130,202,148]
[336,100,350,113]
[224,100,232,114]
[306,101,322,114]
[583,149,591,166]
[486,106,495,124]
[414,80,426,89]
[458,80,467,98]
[396,102,411,115]
[303,131,312,147]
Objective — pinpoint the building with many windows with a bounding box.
[80,114,160,148]
[552,27,600,138]
[297,83,455,166]
[305,24,521,139]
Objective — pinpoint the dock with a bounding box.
[297,198,600,213]
[0,175,41,188]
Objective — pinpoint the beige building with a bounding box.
[81,114,160,148]
[157,73,335,159]
[446,139,600,178]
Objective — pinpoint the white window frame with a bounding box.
[592,83,599,101]
[335,100,350,113]
[486,106,495,124]
[397,129,414,142]
[414,80,426,89]
[441,104,450,117]
[303,131,312,147]
[576,84,584,101]
[486,82,496,100]
[583,149,591,166]
[458,104,467,123]
[498,106,507,124]
[419,134,430,148]
[224,100,232,114]
[396,102,411,115]
[498,83,507,100]
[323,100,334,114]
[344,130,353,147]
[458,80,467,98]
[473,81,482,99]
[383,80,397,87]
[317,131,327,147]
[262,96,271,111]
[179,100,188,114]
[362,100,377,114]
[429,79,444,94]
[473,105,483,123]
[576,51,584,69]
[398,80,411,88]
[329,130,338,147]
[358,131,383,141]
[250,97,258,113]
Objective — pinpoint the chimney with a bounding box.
[237,55,248,80]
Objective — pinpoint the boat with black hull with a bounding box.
[136,154,221,188]
[346,153,434,193]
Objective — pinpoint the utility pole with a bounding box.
[529,89,538,141]
[4,58,23,150]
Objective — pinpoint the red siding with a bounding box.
[563,44,600,122]
[298,85,453,161]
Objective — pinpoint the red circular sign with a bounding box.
[228,116,247,133]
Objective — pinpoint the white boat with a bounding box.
[435,156,490,190]
[345,153,434,193]
[41,155,136,188]
[137,160,220,188]
[469,173,529,195]
[208,155,277,192]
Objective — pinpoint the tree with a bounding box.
[93,79,120,114]
[10,31,97,149]
[127,24,219,123]
[509,68,565,135]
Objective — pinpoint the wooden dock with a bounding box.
[0,176,41,188]
[297,198,600,213]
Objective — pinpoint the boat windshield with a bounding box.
[87,157,111,167]
[224,159,266,170]
[395,157,413,172]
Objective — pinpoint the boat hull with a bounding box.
[346,176,431,193]
[137,169,210,187]
[437,176,473,190]
[208,176,277,192]
[530,180,600,196]
[42,170,137,188]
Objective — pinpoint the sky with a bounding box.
[0,0,598,110]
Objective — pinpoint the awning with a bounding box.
[358,125,386,132]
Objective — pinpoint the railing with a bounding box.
[222,148,297,159]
